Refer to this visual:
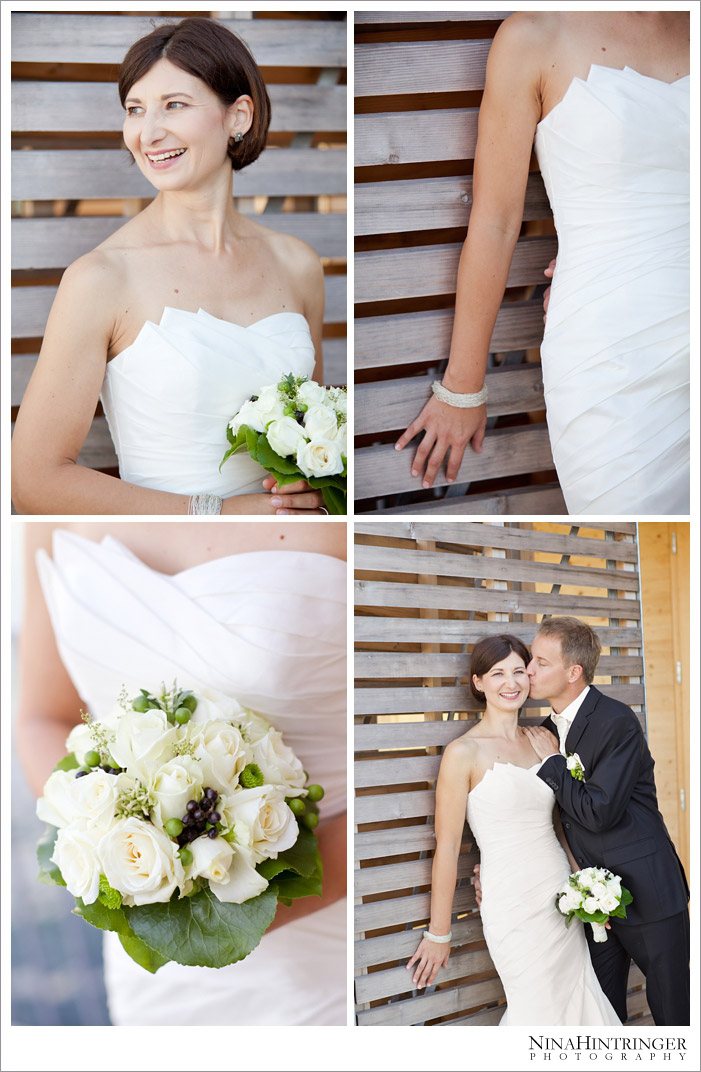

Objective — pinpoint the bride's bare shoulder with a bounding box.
[442,730,481,769]
[493,11,562,54]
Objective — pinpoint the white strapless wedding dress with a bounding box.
[36,531,346,1026]
[534,65,689,514]
[100,307,316,497]
[467,763,620,1026]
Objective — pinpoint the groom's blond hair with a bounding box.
[536,617,601,684]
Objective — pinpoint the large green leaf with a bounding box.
[274,868,322,904]
[125,885,279,968]
[254,435,300,475]
[75,897,167,974]
[37,824,65,887]
[118,932,169,974]
[257,826,320,881]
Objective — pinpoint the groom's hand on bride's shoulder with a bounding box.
[523,725,559,760]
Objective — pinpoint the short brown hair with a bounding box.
[118,17,271,171]
[469,634,530,705]
[536,617,601,684]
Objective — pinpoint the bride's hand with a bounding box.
[543,258,556,323]
[406,935,451,990]
[394,395,487,489]
[262,475,326,514]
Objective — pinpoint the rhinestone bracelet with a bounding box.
[423,929,452,944]
[432,381,488,408]
[188,493,223,515]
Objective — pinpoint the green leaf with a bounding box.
[273,867,322,902]
[255,436,300,475]
[125,885,279,968]
[75,896,167,973]
[53,753,79,773]
[37,825,66,887]
[257,826,320,881]
[620,886,633,907]
[321,484,346,515]
[118,932,169,974]
[575,908,609,924]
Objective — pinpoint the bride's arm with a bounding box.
[394,14,546,488]
[553,804,578,873]
[11,254,322,515]
[406,738,472,989]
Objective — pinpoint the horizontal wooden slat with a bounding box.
[354,521,639,561]
[12,213,347,271]
[12,274,346,339]
[355,787,436,823]
[355,824,447,861]
[12,82,347,134]
[355,652,644,682]
[356,945,493,1004]
[355,753,442,788]
[355,235,557,304]
[12,148,347,200]
[356,851,477,898]
[355,544,639,592]
[355,40,491,97]
[356,366,545,436]
[11,14,347,67]
[360,485,568,516]
[356,425,555,499]
[356,108,479,168]
[355,618,643,648]
[355,881,476,931]
[440,1004,504,1026]
[356,975,503,1026]
[355,12,507,24]
[354,915,484,970]
[355,302,545,371]
[355,172,550,236]
[355,684,645,716]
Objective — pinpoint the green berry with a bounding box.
[301,811,319,830]
[178,846,193,867]
[288,797,306,816]
[165,818,184,837]
[132,695,150,712]
[174,706,191,725]
[181,694,198,713]
[298,402,308,412]
[306,784,324,802]
[84,749,101,768]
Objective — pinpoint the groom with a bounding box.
[523,616,689,1026]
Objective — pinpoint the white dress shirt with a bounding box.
[550,685,590,754]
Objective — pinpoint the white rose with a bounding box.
[251,728,306,796]
[296,438,344,479]
[208,844,269,904]
[266,416,307,459]
[578,867,596,886]
[590,881,607,900]
[297,380,328,406]
[229,386,285,436]
[600,894,619,914]
[185,689,244,725]
[303,404,339,441]
[110,708,176,782]
[37,769,118,830]
[222,786,298,863]
[582,896,599,915]
[236,709,272,744]
[99,817,184,906]
[65,723,95,766]
[191,720,247,794]
[150,756,204,827]
[335,422,347,455]
[52,823,103,904]
[189,834,235,884]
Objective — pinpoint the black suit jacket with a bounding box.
[537,686,688,927]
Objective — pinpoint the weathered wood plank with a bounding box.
[355,302,545,370]
[355,544,639,592]
[440,1004,504,1026]
[355,12,507,24]
[355,882,476,931]
[356,946,493,1004]
[356,851,477,898]
[12,82,347,134]
[355,235,557,304]
[356,975,503,1026]
[360,485,568,516]
[355,40,491,97]
[355,824,446,861]
[354,915,484,970]
[356,426,556,499]
[356,108,479,168]
[355,172,550,236]
[11,14,347,67]
[355,366,545,435]
[353,521,639,562]
[355,754,442,788]
[355,683,644,717]
[12,148,348,201]
[355,652,644,682]
[12,274,346,338]
[355,787,437,823]
[12,213,347,270]
[355,617,643,647]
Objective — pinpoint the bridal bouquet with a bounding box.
[556,866,633,942]
[221,374,347,514]
[36,683,324,973]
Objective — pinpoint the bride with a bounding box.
[395,11,689,514]
[407,635,619,1025]
[17,521,347,1025]
[12,17,329,516]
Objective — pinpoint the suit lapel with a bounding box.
[564,686,599,756]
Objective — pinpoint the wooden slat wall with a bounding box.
[354,520,651,1026]
[11,10,347,477]
[354,12,564,514]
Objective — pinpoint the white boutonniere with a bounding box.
[565,753,585,782]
